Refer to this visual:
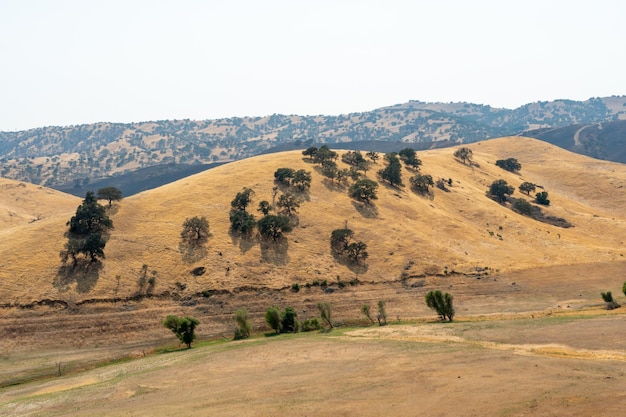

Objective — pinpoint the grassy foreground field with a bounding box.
[1,310,625,417]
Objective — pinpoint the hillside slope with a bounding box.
[1,137,624,306]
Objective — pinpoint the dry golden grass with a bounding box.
[1,136,625,305]
[1,138,626,416]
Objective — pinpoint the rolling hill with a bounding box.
[1,137,624,309]
[1,137,626,407]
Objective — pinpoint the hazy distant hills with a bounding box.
[1,96,624,195]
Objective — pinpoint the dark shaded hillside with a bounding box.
[52,162,224,197]
[1,96,625,188]
[523,120,626,164]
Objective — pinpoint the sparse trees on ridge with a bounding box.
[454,147,473,165]
[96,186,122,207]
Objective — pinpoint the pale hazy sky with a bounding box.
[1,0,624,131]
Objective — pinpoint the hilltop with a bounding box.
[1,96,625,194]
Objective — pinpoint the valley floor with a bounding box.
[1,262,625,416]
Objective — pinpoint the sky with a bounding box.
[1,0,625,131]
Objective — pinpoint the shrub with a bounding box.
[361,304,374,324]
[163,315,200,348]
[535,191,550,206]
[302,318,321,332]
[601,291,620,310]
[317,302,333,328]
[234,308,252,339]
[265,307,282,333]
[291,283,300,292]
[377,300,387,326]
[425,290,455,321]
[281,307,299,333]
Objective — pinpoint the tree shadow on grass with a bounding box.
[331,250,369,275]
[260,237,290,265]
[54,259,102,294]
[351,201,378,219]
[229,230,257,254]
[321,178,347,192]
[178,241,208,263]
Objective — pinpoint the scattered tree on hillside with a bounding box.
[519,182,536,195]
[317,302,333,328]
[257,200,272,216]
[276,192,300,216]
[302,146,318,159]
[180,216,209,244]
[378,153,403,186]
[336,168,350,184]
[349,178,379,204]
[409,173,434,194]
[321,160,339,182]
[274,168,295,186]
[257,214,292,241]
[313,145,337,165]
[425,290,455,321]
[535,191,550,206]
[341,150,367,168]
[292,169,312,191]
[330,227,369,263]
[489,179,514,203]
[229,210,256,236]
[61,191,113,265]
[495,157,521,172]
[453,147,473,165]
[330,228,354,253]
[231,187,255,212]
[163,315,200,348]
[345,241,368,262]
[234,308,252,340]
[366,151,380,163]
[96,186,122,207]
[398,148,422,170]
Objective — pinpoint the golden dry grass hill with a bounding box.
[0,136,625,348]
[1,137,626,416]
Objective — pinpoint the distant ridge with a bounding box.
[1,96,625,192]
